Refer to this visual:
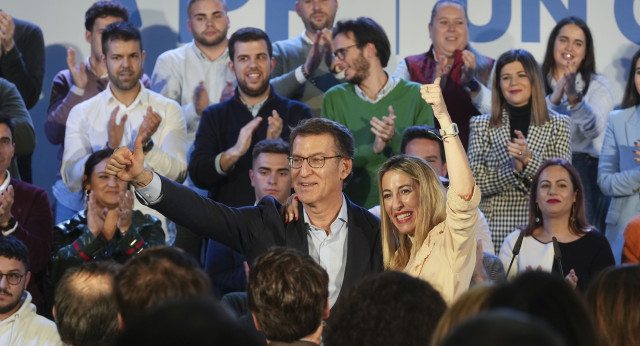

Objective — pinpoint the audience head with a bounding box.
[250,139,292,204]
[101,22,145,92]
[401,125,447,177]
[54,261,120,346]
[114,246,211,328]
[288,118,354,203]
[585,264,640,346]
[247,248,329,343]
[332,17,391,85]
[324,271,447,346]
[431,285,493,345]
[378,154,445,270]
[115,296,262,346]
[487,271,598,346]
[227,27,274,99]
[85,1,128,59]
[296,0,338,33]
[428,0,468,58]
[0,113,16,177]
[440,309,566,346]
[522,158,589,236]
[541,16,595,94]
[621,48,640,108]
[187,0,229,48]
[83,148,130,209]
[0,236,30,320]
[491,49,549,127]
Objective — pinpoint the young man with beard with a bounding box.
[61,21,187,243]
[189,27,312,208]
[0,236,60,345]
[151,0,235,145]
[322,17,433,208]
[271,0,341,116]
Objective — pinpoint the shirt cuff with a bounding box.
[295,65,307,84]
[70,85,86,96]
[135,172,163,205]
[215,152,229,176]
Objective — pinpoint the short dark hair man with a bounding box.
[271,0,341,116]
[248,248,329,345]
[114,246,211,328]
[54,262,120,346]
[322,17,434,208]
[250,138,292,204]
[0,113,53,313]
[108,117,382,309]
[46,1,141,224]
[0,236,60,345]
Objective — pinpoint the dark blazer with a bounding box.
[9,178,53,311]
[147,176,382,298]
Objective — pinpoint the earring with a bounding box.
[85,189,90,197]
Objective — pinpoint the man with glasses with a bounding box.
[0,236,61,345]
[322,17,433,208]
[107,117,382,309]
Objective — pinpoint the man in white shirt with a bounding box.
[0,236,61,346]
[151,0,235,145]
[61,22,187,242]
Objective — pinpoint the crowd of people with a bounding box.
[0,0,639,345]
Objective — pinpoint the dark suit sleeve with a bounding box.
[188,106,228,190]
[9,183,53,274]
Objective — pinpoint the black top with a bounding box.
[507,103,532,139]
[552,230,615,291]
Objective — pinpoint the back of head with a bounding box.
[431,285,493,345]
[324,271,446,346]
[114,246,211,327]
[85,1,129,31]
[332,17,391,67]
[101,21,142,56]
[487,271,597,346]
[54,261,120,346]
[0,235,29,271]
[247,248,328,342]
[228,27,272,61]
[115,296,262,346]
[440,309,566,346]
[585,264,640,346]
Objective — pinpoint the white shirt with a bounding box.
[304,195,349,308]
[61,82,187,242]
[151,41,235,145]
[0,292,62,346]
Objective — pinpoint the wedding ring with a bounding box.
[519,151,523,155]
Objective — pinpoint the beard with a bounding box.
[108,67,142,92]
[345,53,370,85]
[308,11,333,32]
[0,289,22,315]
[237,74,270,98]
[193,26,228,47]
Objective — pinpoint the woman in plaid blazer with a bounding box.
[468,49,571,254]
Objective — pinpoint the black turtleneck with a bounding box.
[507,103,532,139]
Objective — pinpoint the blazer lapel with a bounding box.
[527,114,552,156]
[341,198,370,293]
[285,202,310,255]
[625,107,640,147]
[488,109,512,165]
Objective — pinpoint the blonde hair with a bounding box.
[490,49,549,128]
[430,285,493,345]
[378,155,446,270]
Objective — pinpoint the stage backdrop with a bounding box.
[3,0,640,202]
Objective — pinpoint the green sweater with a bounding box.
[322,79,434,208]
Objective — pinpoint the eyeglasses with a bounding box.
[333,44,358,60]
[0,272,25,285]
[288,155,342,169]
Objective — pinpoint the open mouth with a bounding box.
[395,211,413,223]
[562,53,573,60]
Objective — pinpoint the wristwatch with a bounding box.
[464,78,480,93]
[0,216,16,231]
[142,139,154,153]
[440,123,459,140]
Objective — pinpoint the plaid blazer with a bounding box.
[468,109,571,253]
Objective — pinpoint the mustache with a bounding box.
[0,289,12,296]
[118,68,135,74]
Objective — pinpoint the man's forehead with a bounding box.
[234,40,268,55]
[0,256,26,271]
[292,134,338,154]
[254,152,289,167]
[107,39,142,54]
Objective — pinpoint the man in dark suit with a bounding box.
[0,113,53,313]
[108,117,382,308]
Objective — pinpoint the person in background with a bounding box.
[597,47,640,264]
[622,214,640,263]
[468,49,571,254]
[541,16,613,235]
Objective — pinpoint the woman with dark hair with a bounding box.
[50,149,165,286]
[585,264,640,346]
[500,158,614,291]
[468,49,571,254]
[597,48,640,264]
[541,16,613,234]
[378,77,479,304]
